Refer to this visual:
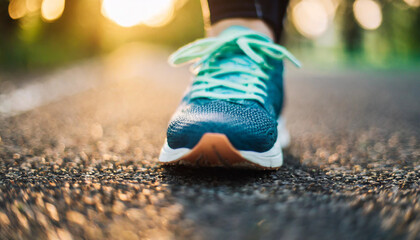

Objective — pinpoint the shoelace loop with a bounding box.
[169,29,301,104]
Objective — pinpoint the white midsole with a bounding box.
[158,117,290,168]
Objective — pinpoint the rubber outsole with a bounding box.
[158,117,289,169]
[160,133,278,169]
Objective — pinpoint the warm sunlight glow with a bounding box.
[404,0,420,7]
[26,0,42,12]
[353,0,383,30]
[143,3,175,27]
[8,0,28,20]
[319,0,339,19]
[41,0,65,22]
[101,0,174,28]
[292,0,329,38]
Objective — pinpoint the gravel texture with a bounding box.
[0,62,419,240]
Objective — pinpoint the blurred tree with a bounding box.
[0,0,418,71]
[0,1,17,34]
[0,1,23,68]
[340,0,362,57]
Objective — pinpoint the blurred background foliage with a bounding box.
[0,0,419,71]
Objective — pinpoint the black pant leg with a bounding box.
[204,0,290,42]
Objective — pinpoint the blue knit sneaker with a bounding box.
[159,26,300,169]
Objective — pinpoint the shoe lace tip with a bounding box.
[167,54,177,66]
[289,57,302,68]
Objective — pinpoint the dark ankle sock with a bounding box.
[203,0,290,42]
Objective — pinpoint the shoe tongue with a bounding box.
[205,54,259,97]
[200,26,264,100]
[215,54,255,69]
[219,25,271,42]
[219,25,250,38]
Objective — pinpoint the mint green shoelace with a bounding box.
[169,29,301,104]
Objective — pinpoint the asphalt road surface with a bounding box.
[0,51,419,240]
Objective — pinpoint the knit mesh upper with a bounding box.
[165,26,293,153]
[167,99,278,152]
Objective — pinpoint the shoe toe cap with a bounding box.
[166,100,277,152]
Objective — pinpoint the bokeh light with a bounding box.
[142,3,175,27]
[101,0,174,28]
[41,0,65,22]
[26,0,42,12]
[404,0,420,7]
[8,0,28,20]
[353,0,383,30]
[292,0,329,38]
[319,0,339,20]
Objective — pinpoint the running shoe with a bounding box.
[159,26,300,169]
